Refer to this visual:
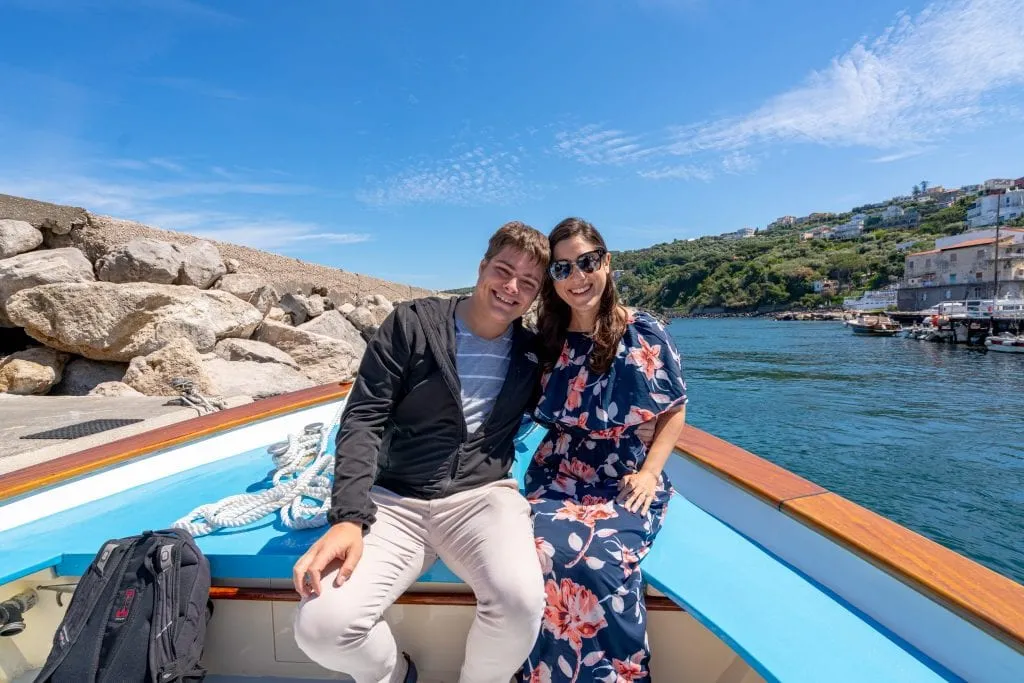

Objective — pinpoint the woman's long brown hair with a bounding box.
[538,217,627,374]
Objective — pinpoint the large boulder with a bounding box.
[6,282,263,362]
[96,238,183,285]
[214,338,300,370]
[255,320,365,385]
[0,247,95,326]
[297,310,364,348]
[52,358,128,396]
[178,240,226,289]
[214,273,278,316]
[0,219,44,258]
[123,338,214,396]
[0,347,69,395]
[203,357,314,399]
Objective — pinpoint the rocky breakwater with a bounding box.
[0,217,399,401]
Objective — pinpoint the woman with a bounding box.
[519,217,688,683]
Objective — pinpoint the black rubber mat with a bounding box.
[21,419,145,440]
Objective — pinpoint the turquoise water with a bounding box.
[667,317,1024,585]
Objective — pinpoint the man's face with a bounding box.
[474,246,544,326]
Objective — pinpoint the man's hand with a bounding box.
[292,521,364,598]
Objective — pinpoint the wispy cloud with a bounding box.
[575,175,611,187]
[357,145,531,207]
[554,125,661,166]
[637,165,713,182]
[869,148,932,163]
[721,151,759,174]
[0,165,356,253]
[667,0,1024,155]
[549,0,1023,183]
[151,76,245,101]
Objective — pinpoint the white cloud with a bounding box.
[869,148,932,163]
[637,165,713,182]
[357,145,529,206]
[554,125,662,165]
[721,151,758,174]
[668,0,1024,155]
[575,175,611,187]
[0,168,363,253]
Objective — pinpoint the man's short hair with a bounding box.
[483,221,550,268]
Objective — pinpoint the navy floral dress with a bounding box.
[519,311,688,683]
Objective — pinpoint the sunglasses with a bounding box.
[548,248,607,281]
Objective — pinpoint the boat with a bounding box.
[842,287,899,312]
[1,383,1023,682]
[985,333,1024,354]
[847,313,902,336]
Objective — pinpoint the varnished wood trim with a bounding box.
[0,383,351,503]
[208,586,684,611]
[784,493,1024,649]
[674,425,826,507]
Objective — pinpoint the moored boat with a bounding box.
[985,333,1024,353]
[847,313,903,336]
[0,384,1022,682]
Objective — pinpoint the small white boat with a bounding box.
[985,333,1024,353]
[1,384,1022,682]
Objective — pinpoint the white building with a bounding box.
[984,179,1016,191]
[721,227,756,240]
[966,191,1024,228]
[882,205,905,220]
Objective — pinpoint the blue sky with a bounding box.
[1,0,1023,290]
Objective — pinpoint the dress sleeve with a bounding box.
[617,311,688,425]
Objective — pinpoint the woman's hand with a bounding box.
[617,470,660,515]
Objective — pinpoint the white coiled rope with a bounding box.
[172,403,345,537]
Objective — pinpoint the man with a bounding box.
[292,221,551,683]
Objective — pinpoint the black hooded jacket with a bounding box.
[327,295,542,531]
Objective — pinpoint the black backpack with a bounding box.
[35,529,213,683]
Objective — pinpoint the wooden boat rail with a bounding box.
[208,586,683,611]
[1,382,1021,651]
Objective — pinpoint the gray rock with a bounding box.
[203,357,314,399]
[278,292,314,325]
[339,302,356,315]
[297,310,364,348]
[53,358,128,395]
[256,320,365,384]
[88,381,144,397]
[0,347,69,394]
[306,294,326,319]
[123,337,215,397]
[0,247,96,326]
[214,273,279,316]
[96,238,184,285]
[225,258,240,274]
[6,281,263,362]
[345,306,379,339]
[214,338,300,370]
[177,240,226,289]
[0,219,44,258]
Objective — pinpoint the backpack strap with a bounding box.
[34,539,137,682]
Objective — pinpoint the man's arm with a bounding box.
[327,306,411,531]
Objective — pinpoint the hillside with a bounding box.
[612,198,973,314]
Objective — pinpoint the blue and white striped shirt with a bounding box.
[454,316,512,434]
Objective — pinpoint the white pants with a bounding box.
[293,479,545,683]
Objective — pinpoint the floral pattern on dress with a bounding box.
[519,311,687,683]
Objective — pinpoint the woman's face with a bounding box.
[550,234,611,318]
